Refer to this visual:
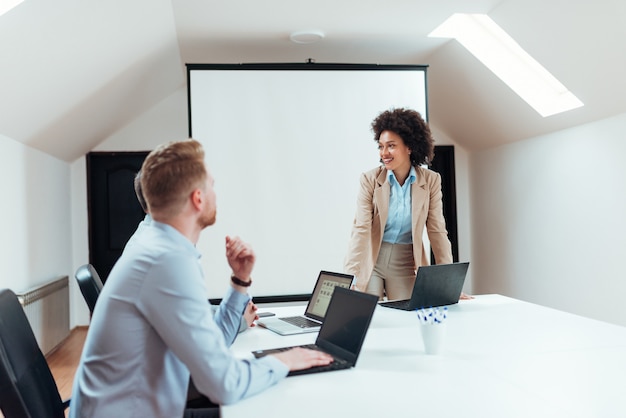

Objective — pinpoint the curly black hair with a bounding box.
[371,108,434,166]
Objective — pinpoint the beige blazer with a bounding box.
[344,166,453,291]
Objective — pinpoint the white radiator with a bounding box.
[16,276,70,355]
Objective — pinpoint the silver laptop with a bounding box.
[378,262,469,311]
[256,270,354,335]
[253,287,378,376]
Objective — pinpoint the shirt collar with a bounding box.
[387,166,417,186]
[151,220,201,259]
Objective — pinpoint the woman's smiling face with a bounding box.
[378,130,411,173]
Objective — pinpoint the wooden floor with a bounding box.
[47,326,88,400]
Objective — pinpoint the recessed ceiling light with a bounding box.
[429,14,584,117]
[290,30,325,44]
[0,0,25,17]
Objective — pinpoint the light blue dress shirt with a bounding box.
[69,221,288,418]
[382,166,416,244]
[124,213,152,249]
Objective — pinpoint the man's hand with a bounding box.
[243,301,259,327]
[271,347,334,371]
[225,235,255,281]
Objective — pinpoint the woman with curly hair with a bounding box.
[344,108,456,300]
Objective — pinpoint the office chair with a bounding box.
[0,288,70,418]
[74,264,104,315]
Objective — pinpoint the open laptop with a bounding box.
[253,287,378,376]
[379,262,470,311]
[256,271,354,335]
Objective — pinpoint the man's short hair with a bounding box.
[140,139,207,218]
[134,171,148,213]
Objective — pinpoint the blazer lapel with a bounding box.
[373,168,390,233]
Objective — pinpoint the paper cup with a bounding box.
[420,322,446,355]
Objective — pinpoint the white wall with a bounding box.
[470,112,626,326]
[70,156,90,326]
[93,88,189,153]
[0,134,73,297]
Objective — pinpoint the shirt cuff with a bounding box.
[223,286,251,310]
[257,355,290,378]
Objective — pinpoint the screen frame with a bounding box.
[187,62,430,138]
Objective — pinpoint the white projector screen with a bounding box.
[188,63,428,300]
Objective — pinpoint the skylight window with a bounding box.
[0,0,24,17]
[429,13,583,117]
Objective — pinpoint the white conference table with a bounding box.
[222,294,626,418]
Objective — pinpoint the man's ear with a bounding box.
[190,188,203,211]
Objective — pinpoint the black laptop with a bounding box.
[252,287,378,376]
[379,262,470,311]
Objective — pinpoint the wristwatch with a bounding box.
[231,274,252,287]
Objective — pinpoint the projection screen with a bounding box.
[187,63,428,300]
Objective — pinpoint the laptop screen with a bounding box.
[409,262,469,309]
[315,287,378,363]
[305,271,353,320]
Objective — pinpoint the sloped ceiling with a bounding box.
[0,0,185,161]
[1,0,625,162]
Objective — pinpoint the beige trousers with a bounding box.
[366,242,416,301]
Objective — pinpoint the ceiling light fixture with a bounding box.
[429,14,583,117]
[290,30,325,44]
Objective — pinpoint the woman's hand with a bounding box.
[459,292,474,300]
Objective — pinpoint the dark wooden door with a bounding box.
[86,152,149,283]
[430,145,459,264]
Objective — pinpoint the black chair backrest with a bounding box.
[74,264,104,314]
[0,288,67,418]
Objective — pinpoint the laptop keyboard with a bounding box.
[255,344,352,376]
[279,316,321,328]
